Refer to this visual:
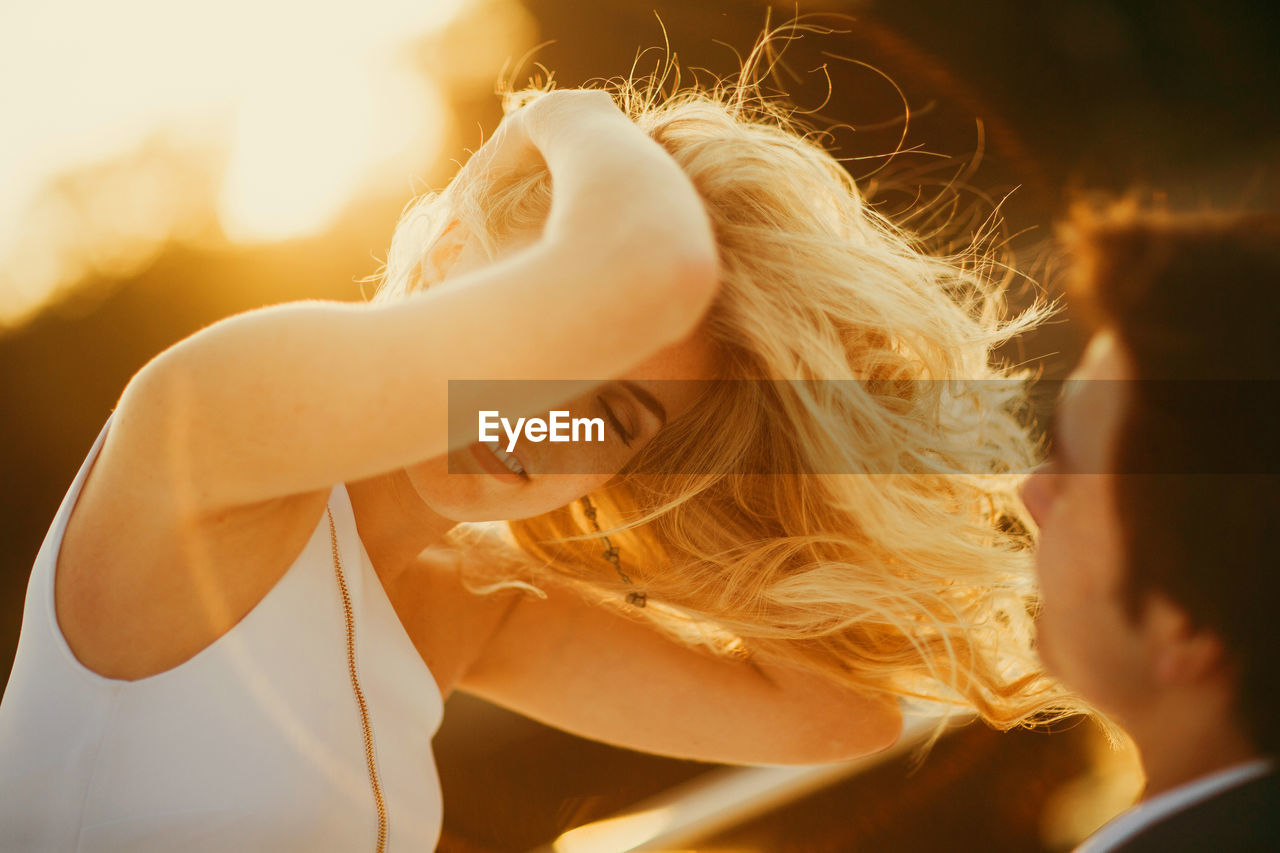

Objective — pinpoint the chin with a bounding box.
[406,449,607,522]
[411,479,505,522]
[409,471,548,523]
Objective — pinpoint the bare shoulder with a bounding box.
[377,543,527,699]
[54,420,331,680]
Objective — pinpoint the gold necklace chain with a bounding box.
[326,506,389,853]
[580,496,647,607]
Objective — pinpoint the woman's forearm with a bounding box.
[108,94,719,513]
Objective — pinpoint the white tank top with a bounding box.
[0,420,445,851]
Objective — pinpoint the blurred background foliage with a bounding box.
[2,1,1276,850]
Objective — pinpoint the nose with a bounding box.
[1020,466,1050,527]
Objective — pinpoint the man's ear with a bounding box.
[1145,592,1228,685]
[420,221,467,287]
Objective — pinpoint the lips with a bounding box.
[489,442,526,476]
[467,441,529,484]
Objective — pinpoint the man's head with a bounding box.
[1022,201,1280,757]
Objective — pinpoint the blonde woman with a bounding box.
[0,64,1073,853]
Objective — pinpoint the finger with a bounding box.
[462,115,539,183]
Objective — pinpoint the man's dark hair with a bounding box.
[1064,200,1280,756]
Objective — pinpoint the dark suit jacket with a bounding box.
[1106,769,1279,852]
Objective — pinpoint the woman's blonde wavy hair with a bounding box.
[377,36,1087,730]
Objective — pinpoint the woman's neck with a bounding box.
[345,470,457,578]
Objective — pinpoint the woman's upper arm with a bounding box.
[455,580,903,765]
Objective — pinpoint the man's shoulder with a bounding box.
[1110,769,1280,853]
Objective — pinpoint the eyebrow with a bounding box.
[619,380,667,425]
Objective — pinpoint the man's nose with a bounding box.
[1020,467,1049,526]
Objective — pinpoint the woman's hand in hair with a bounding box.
[467,88,720,295]
[461,89,621,184]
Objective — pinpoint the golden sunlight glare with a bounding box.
[217,66,447,243]
[0,0,473,330]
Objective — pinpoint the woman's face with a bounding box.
[403,222,721,521]
[406,327,719,521]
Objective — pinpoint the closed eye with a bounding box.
[597,395,633,447]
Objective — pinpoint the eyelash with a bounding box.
[597,395,633,447]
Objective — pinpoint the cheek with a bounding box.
[1032,477,1144,696]
[1034,476,1123,600]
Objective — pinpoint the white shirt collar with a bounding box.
[1075,757,1275,853]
